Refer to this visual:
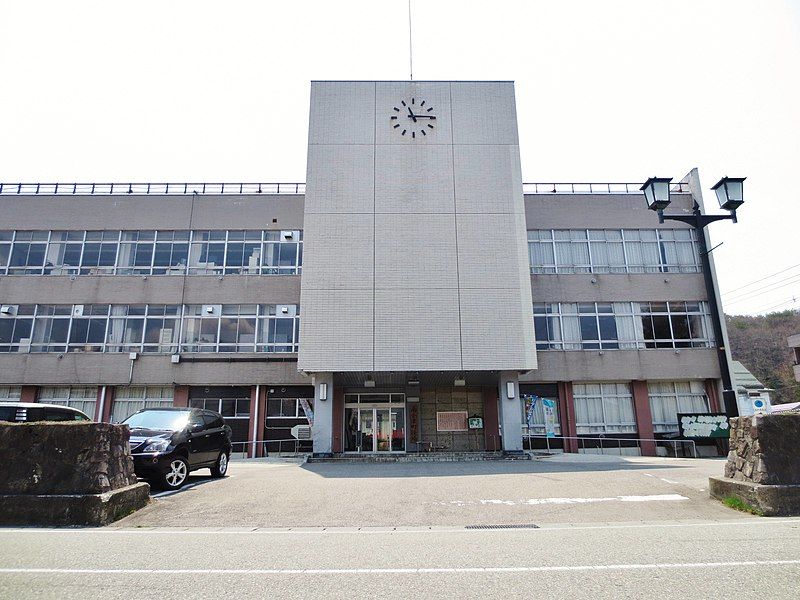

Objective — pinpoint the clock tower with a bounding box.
[299,81,535,454]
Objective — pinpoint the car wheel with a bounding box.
[160,457,189,490]
[210,450,229,478]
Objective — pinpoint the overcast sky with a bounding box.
[1,1,798,315]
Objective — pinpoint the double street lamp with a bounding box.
[641,176,746,419]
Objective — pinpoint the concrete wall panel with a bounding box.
[374,288,461,371]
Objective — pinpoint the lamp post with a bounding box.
[641,176,746,419]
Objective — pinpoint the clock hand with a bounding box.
[413,115,436,119]
[407,106,417,122]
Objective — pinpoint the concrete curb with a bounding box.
[709,476,800,517]
[0,482,151,526]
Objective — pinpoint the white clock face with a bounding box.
[390,97,436,139]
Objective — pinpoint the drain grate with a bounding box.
[464,524,540,530]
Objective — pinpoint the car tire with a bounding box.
[210,450,229,478]
[159,456,189,490]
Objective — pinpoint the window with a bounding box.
[266,397,314,423]
[0,303,299,354]
[0,386,21,400]
[111,385,174,423]
[0,229,302,276]
[533,301,713,350]
[38,386,97,418]
[528,228,700,274]
[648,381,709,433]
[189,397,250,418]
[573,383,636,434]
[0,305,35,352]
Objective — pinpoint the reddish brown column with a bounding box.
[173,385,189,408]
[331,387,345,453]
[705,379,722,413]
[482,387,501,451]
[557,381,579,453]
[20,386,38,403]
[255,386,268,457]
[631,380,657,456]
[246,386,259,458]
[99,386,115,422]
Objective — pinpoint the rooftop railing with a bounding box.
[0,182,305,195]
[0,181,690,196]
[522,182,691,194]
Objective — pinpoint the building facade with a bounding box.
[0,80,730,457]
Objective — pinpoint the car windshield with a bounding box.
[123,411,190,432]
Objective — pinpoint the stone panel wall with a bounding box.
[0,422,137,495]
[725,414,800,485]
[419,387,485,452]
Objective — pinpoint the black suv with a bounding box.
[0,402,91,422]
[123,407,232,490]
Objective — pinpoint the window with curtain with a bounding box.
[0,228,304,276]
[112,385,174,422]
[528,228,700,274]
[0,386,21,400]
[573,382,636,434]
[38,386,97,417]
[533,301,713,350]
[648,381,709,432]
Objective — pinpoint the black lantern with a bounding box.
[711,176,746,211]
[641,177,673,211]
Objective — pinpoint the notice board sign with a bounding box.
[678,413,730,438]
[437,411,468,432]
[468,417,483,430]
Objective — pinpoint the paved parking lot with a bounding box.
[119,453,745,528]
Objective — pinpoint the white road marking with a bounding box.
[447,494,688,506]
[1,518,798,535]
[1,560,799,576]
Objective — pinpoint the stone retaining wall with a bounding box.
[0,422,149,525]
[710,413,800,516]
[724,414,800,485]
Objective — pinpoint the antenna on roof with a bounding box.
[408,0,413,80]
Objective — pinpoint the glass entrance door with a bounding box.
[344,404,405,453]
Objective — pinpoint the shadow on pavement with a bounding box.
[300,456,721,479]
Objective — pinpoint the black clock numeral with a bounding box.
[390,116,397,120]
[401,129,406,135]
[421,129,426,136]
[427,107,433,112]
[393,124,400,128]
[420,100,425,107]
[412,131,416,138]
[427,124,434,129]
[411,97,415,104]
[393,107,400,112]
[401,100,406,106]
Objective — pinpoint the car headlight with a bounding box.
[142,439,170,453]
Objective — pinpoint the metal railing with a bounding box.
[230,438,311,459]
[521,182,691,194]
[524,434,698,458]
[0,181,691,196]
[0,182,305,195]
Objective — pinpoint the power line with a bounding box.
[750,296,798,315]
[721,262,800,296]
[723,273,800,305]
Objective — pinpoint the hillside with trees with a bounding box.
[726,310,800,404]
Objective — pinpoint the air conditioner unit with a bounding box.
[291,424,312,440]
[72,304,84,317]
[281,230,294,240]
[0,305,15,315]
[277,305,296,316]
[203,304,221,316]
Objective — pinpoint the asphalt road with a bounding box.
[1,519,799,599]
[122,454,744,527]
[2,455,799,598]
